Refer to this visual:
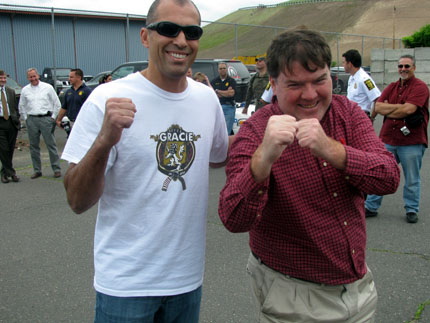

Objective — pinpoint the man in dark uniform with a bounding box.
[0,70,21,183]
[56,68,92,133]
[211,62,236,135]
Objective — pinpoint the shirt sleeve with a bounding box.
[218,118,270,232]
[50,87,61,119]
[341,103,400,195]
[405,81,430,108]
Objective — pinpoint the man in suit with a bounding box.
[0,70,21,183]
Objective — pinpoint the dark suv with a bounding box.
[110,59,251,102]
[40,67,71,94]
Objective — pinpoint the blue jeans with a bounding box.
[94,286,202,323]
[222,104,235,135]
[365,144,426,213]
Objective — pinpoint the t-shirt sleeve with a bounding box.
[61,100,104,164]
[210,102,228,163]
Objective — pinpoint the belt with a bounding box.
[29,111,52,117]
[251,251,320,285]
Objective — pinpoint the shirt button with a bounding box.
[258,190,263,195]
[345,176,350,180]
[352,249,355,254]
[333,192,338,197]
[344,221,347,226]
[323,162,327,167]
[256,214,261,218]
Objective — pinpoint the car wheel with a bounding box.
[332,80,343,94]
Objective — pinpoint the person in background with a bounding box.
[61,0,229,322]
[366,54,429,223]
[193,72,212,88]
[0,70,20,183]
[242,57,269,114]
[211,62,236,135]
[342,49,380,121]
[56,68,92,129]
[99,73,112,84]
[19,68,61,179]
[219,29,400,322]
[186,67,193,77]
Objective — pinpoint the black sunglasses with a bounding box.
[146,21,203,40]
[398,64,411,69]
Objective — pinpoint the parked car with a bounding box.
[6,76,22,99]
[245,64,257,77]
[40,67,71,94]
[110,59,252,102]
[233,102,255,134]
[330,66,349,94]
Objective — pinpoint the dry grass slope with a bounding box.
[198,0,430,65]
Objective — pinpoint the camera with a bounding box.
[400,125,411,136]
[61,120,71,137]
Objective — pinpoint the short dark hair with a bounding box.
[0,70,6,76]
[71,68,84,80]
[266,29,331,78]
[342,49,362,68]
[399,54,415,66]
[146,0,201,25]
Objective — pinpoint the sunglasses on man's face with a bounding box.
[398,64,411,69]
[146,21,203,40]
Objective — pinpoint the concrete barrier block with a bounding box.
[415,73,430,85]
[384,72,399,84]
[416,61,430,72]
[371,48,385,61]
[414,47,430,60]
[385,49,414,61]
[371,61,384,73]
[371,72,384,85]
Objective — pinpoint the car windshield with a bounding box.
[112,63,148,80]
[55,69,71,77]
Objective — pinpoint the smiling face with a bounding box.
[218,63,228,79]
[0,73,6,88]
[272,61,332,121]
[141,0,200,90]
[27,69,40,86]
[398,57,415,81]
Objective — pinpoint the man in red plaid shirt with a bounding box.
[219,30,400,322]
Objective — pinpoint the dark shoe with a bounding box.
[365,208,378,218]
[11,174,20,182]
[31,172,42,179]
[406,212,418,223]
[1,175,10,183]
[54,171,61,178]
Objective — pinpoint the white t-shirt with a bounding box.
[62,72,228,297]
[347,68,381,113]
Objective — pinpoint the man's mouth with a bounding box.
[300,102,318,109]
[168,52,187,59]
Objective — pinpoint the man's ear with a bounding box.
[141,28,150,49]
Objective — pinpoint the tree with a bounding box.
[402,24,430,48]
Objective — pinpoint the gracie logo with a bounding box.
[150,125,200,191]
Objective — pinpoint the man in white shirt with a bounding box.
[19,68,61,179]
[342,49,381,120]
[61,0,229,322]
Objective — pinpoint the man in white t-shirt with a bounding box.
[61,0,229,322]
[342,49,381,120]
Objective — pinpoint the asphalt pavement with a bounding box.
[1,117,429,323]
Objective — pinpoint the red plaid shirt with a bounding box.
[219,95,400,285]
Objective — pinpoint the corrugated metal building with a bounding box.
[0,4,149,85]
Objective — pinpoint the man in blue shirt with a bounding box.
[56,68,92,128]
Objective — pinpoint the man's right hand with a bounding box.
[98,98,136,147]
[251,115,297,182]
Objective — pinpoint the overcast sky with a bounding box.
[3,0,284,22]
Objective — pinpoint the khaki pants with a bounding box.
[247,253,377,323]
